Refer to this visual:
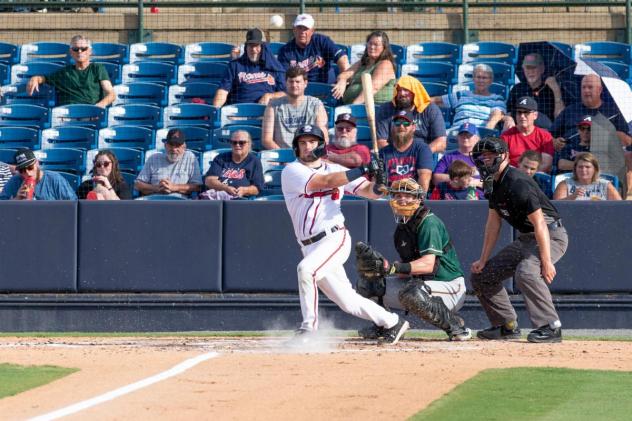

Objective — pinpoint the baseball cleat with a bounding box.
[476,323,521,340]
[449,327,472,341]
[285,328,315,347]
[380,319,409,345]
[358,323,384,340]
[527,325,562,343]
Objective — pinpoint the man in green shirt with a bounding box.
[355,178,472,341]
[26,35,115,108]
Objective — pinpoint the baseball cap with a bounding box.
[392,109,415,123]
[516,96,538,112]
[577,115,592,126]
[15,148,37,170]
[293,14,315,29]
[335,113,357,127]
[522,53,543,67]
[458,122,478,136]
[246,28,266,44]
[165,128,186,145]
[293,124,325,142]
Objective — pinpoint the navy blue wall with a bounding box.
[0,200,630,294]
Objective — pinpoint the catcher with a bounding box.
[355,178,471,341]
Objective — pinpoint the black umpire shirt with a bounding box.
[489,166,560,233]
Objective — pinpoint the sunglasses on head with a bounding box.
[18,164,35,173]
[393,120,411,127]
[94,161,111,168]
[231,140,248,146]
[71,46,89,53]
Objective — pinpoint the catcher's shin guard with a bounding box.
[398,280,465,336]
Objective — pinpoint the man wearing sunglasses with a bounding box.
[379,110,433,192]
[26,35,115,108]
[500,96,554,173]
[0,148,76,200]
[555,116,593,172]
[324,113,371,169]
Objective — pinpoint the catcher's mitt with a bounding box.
[355,241,388,279]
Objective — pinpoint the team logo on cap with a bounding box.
[519,98,528,105]
[583,116,592,123]
[303,125,313,132]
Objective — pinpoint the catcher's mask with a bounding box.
[292,124,326,159]
[470,136,508,179]
[389,178,425,223]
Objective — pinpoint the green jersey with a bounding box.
[47,63,110,106]
[415,213,464,282]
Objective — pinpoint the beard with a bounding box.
[395,96,413,110]
[333,135,353,149]
[166,152,183,163]
[394,131,413,148]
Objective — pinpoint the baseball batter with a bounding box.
[281,124,409,345]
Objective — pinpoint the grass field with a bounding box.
[413,367,632,421]
[0,363,78,399]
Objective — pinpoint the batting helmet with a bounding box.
[292,124,326,158]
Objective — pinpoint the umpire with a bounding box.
[470,137,568,343]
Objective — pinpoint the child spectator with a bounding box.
[431,159,482,200]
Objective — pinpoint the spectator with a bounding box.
[135,128,202,199]
[376,75,446,152]
[431,159,482,200]
[325,113,371,168]
[26,35,115,107]
[0,160,13,191]
[331,30,396,105]
[262,66,328,150]
[517,150,543,177]
[379,110,433,192]
[553,152,622,201]
[503,53,564,130]
[212,28,286,107]
[77,150,132,200]
[556,115,592,172]
[500,96,554,173]
[433,122,482,192]
[0,148,76,200]
[432,63,506,131]
[277,13,349,84]
[201,130,264,200]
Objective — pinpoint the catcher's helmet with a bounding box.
[470,136,508,178]
[292,124,326,158]
[389,178,425,223]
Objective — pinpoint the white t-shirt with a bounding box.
[281,160,367,243]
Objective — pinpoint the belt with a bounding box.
[301,225,343,246]
[548,219,563,230]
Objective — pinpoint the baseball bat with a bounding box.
[361,72,378,154]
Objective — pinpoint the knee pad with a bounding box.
[398,280,463,334]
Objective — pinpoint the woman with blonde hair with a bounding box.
[553,152,621,200]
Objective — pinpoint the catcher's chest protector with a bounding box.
[394,208,430,263]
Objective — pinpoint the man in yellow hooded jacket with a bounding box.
[375,75,447,153]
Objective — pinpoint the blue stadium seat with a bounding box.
[177,61,228,84]
[335,43,351,61]
[533,172,553,198]
[98,126,155,151]
[220,103,266,127]
[51,104,107,130]
[155,126,212,152]
[41,126,98,150]
[0,64,9,86]
[212,125,262,151]
[122,62,177,86]
[254,194,285,200]
[0,83,55,107]
[574,41,632,65]
[422,81,450,97]
[57,171,81,191]
[129,42,184,65]
[168,82,219,106]
[120,171,139,197]
[0,127,40,150]
[457,62,515,87]
[163,103,218,129]
[87,147,144,175]
[268,42,285,57]
[353,126,373,150]
[0,147,17,164]
[305,82,338,107]
[262,168,283,195]
[108,104,162,129]
[91,42,129,65]
[113,82,168,107]
[462,42,518,65]
[10,62,64,84]
[405,42,461,66]
[20,42,69,64]
[0,42,20,66]
[35,147,86,174]
[259,148,295,174]
[184,42,234,63]
[334,104,369,127]
[0,104,50,129]
[401,62,457,85]
[96,61,122,85]
[201,148,231,175]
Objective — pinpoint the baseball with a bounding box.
[270,14,284,28]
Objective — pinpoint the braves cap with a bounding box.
[246,28,266,44]
[458,122,479,136]
[294,124,325,142]
[335,113,357,127]
[516,96,538,112]
[392,109,415,123]
[577,115,592,126]
[293,14,315,29]
[15,148,37,170]
[165,128,186,145]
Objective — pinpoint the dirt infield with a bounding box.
[1,335,632,420]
